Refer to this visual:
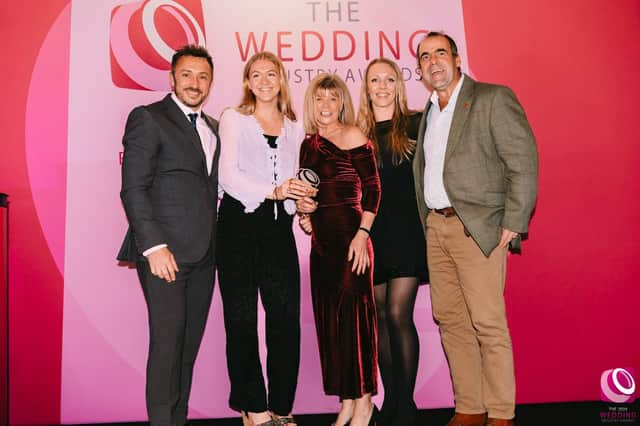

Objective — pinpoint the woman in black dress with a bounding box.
[357,58,428,426]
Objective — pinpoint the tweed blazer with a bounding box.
[413,75,538,257]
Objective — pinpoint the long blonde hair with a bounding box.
[237,51,296,121]
[357,58,415,165]
[303,73,355,134]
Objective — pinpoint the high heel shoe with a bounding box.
[242,411,252,426]
[242,410,276,426]
[389,402,417,426]
[367,405,379,426]
[343,405,378,426]
[377,406,393,426]
[273,414,297,425]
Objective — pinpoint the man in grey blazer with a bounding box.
[117,45,220,426]
[413,32,538,426]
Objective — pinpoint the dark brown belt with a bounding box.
[432,207,456,217]
[430,207,470,236]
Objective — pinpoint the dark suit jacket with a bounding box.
[413,75,538,257]
[117,94,220,265]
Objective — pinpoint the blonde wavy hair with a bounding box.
[303,73,355,133]
[237,51,296,121]
[357,58,415,165]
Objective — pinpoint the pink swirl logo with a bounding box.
[601,368,637,403]
[109,0,206,91]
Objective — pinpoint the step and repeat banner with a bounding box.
[3,0,640,424]
[57,0,466,422]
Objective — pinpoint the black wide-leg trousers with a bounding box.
[217,195,301,415]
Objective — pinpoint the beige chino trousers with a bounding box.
[426,211,515,419]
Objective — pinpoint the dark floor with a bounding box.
[71,401,639,426]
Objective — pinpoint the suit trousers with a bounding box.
[217,195,301,415]
[137,252,215,426]
[426,212,515,419]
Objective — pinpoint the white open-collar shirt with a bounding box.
[423,74,465,209]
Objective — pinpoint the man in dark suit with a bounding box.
[117,44,220,426]
[413,32,538,426]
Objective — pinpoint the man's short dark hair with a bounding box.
[171,44,213,73]
[416,31,460,66]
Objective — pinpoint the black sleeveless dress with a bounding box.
[370,113,428,285]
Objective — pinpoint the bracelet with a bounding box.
[358,226,371,236]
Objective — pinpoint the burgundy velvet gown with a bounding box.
[300,133,381,398]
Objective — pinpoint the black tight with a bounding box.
[374,277,420,426]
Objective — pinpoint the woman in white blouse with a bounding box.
[217,51,315,426]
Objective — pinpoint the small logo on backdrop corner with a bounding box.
[109,0,206,91]
[600,368,639,424]
[601,368,637,404]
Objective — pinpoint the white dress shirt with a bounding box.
[423,75,465,209]
[218,108,305,217]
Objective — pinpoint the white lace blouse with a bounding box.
[218,108,306,216]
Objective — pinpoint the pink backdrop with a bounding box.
[1,0,639,424]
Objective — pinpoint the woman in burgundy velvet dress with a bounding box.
[299,74,381,426]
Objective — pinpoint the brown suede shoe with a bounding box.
[485,418,514,426]
[445,412,488,426]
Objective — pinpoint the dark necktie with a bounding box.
[188,113,198,128]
